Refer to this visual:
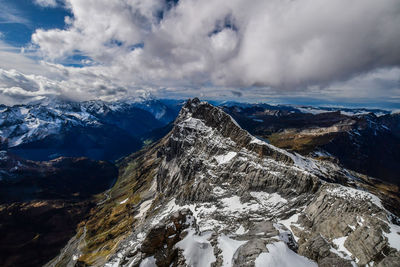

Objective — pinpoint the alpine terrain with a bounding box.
[222,104,400,186]
[46,98,400,267]
[0,97,182,161]
[0,143,118,267]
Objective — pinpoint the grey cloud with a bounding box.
[31,0,400,91]
[231,90,242,97]
[0,70,39,92]
[97,85,127,96]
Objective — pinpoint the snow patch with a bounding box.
[213,186,227,196]
[332,236,353,258]
[278,214,300,242]
[250,192,287,206]
[215,152,237,165]
[235,225,247,235]
[384,223,400,251]
[327,185,383,209]
[218,234,247,267]
[176,229,216,267]
[221,196,247,212]
[135,199,153,219]
[250,137,265,145]
[181,117,212,132]
[255,241,317,267]
[139,256,157,267]
[119,198,128,204]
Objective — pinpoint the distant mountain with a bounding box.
[0,98,183,161]
[294,105,390,116]
[222,104,400,185]
[47,98,400,267]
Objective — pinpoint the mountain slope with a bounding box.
[0,150,118,267]
[0,98,182,161]
[49,98,400,267]
[223,105,400,185]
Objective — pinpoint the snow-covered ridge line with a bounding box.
[178,99,342,177]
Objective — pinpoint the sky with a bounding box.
[0,0,399,108]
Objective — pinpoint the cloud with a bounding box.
[0,58,146,105]
[0,0,29,25]
[322,67,400,100]
[231,90,242,97]
[33,0,58,8]
[1,0,399,104]
[30,0,400,88]
[0,68,60,103]
[0,39,134,104]
[0,41,48,75]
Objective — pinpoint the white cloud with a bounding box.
[0,66,133,105]
[0,41,48,75]
[31,0,400,87]
[1,0,399,104]
[34,0,58,8]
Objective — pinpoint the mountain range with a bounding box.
[40,98,400,267]
[1,98,399,266]
[0,97,183,161]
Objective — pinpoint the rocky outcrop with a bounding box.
[139,209,194,266]
[232,239,269,267]
[298,234,354,267]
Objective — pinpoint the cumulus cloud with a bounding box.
[31,0,400,87]
[1,0,399,104]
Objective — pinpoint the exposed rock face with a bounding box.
[298,234,353,267]
[52,98,400,267]
[139,209,194,266]
[223,104,400,186]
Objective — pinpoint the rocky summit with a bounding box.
[49,98,400,267]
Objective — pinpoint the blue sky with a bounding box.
[0,0,69,47]
[0,0,399,108]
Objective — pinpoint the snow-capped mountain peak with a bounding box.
[49,99,400,267]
